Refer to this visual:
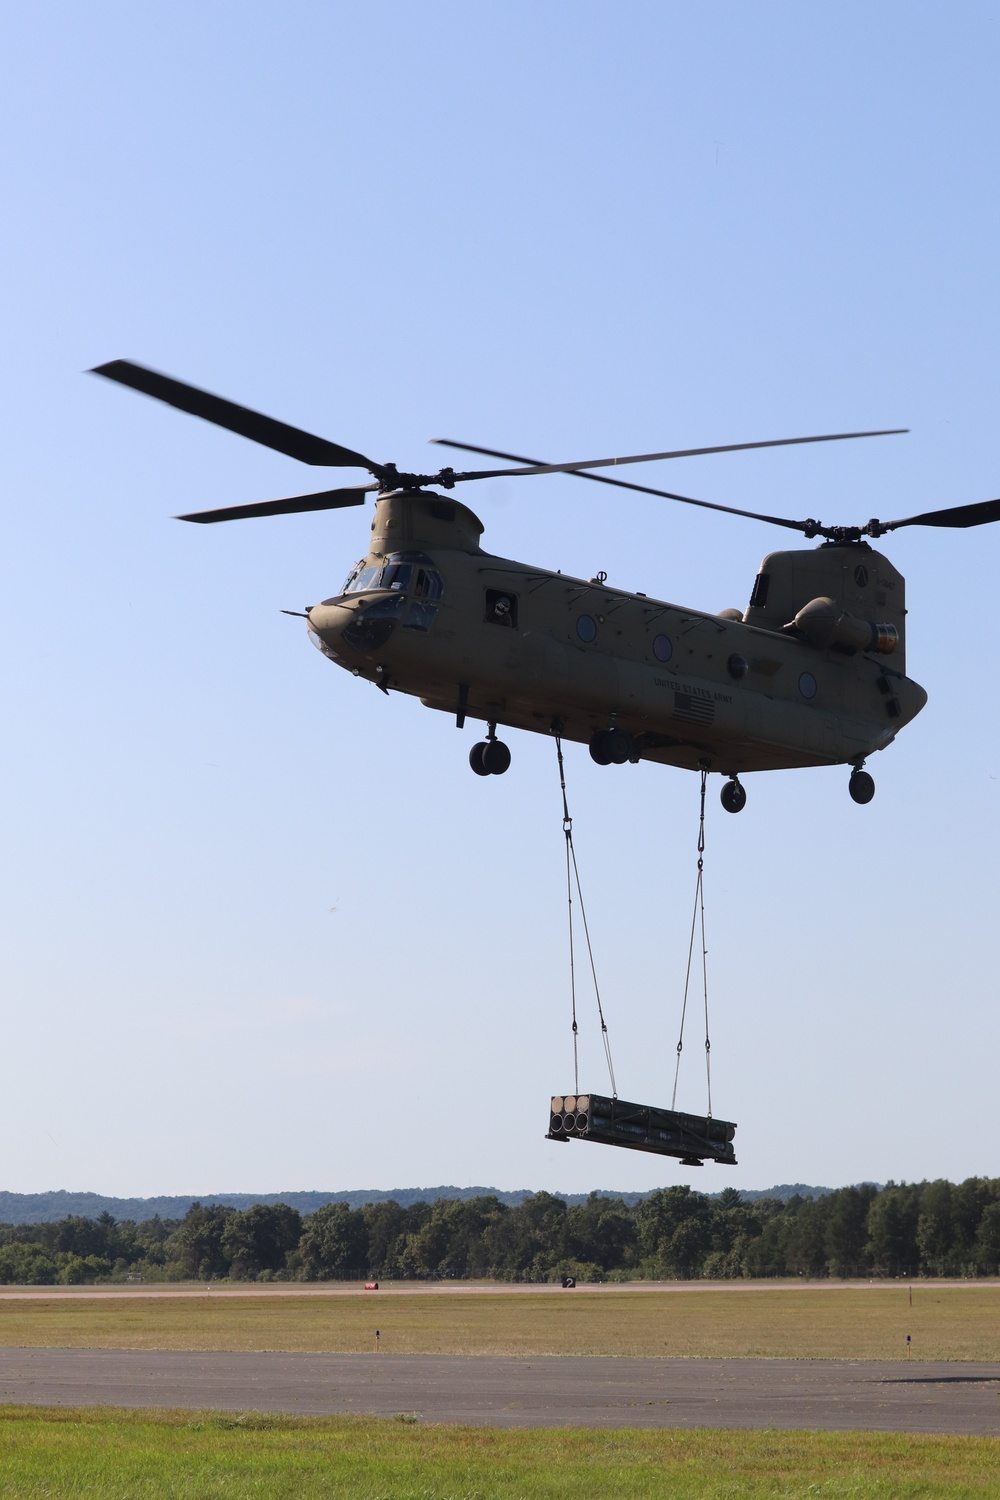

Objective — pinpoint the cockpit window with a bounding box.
[380,562,412,592]
[342,563,381,594]
[340,560,366,593]
[415,567,443,601]
[340,551,443,599]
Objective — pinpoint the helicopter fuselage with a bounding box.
[306,492,927,777]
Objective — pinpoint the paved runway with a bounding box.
[1,1350,999,1433]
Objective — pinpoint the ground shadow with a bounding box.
[877,1377,1000,1386]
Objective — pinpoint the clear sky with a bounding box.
[1,1,998,1199]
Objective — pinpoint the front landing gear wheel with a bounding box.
[589,728,634,765]
[720,778,747,814]
[481,739,511,775]
[589,730,612,765]
[470,740,511,776]
[849,769,875,805]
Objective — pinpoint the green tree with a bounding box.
[132,1215,173,1269]
[169,1204,236,1279]
[636,1187,711,1266]
[917,1181,954,1276]
[710,1196,777,1276]
[950,1179,990,1271]
[60,1254,112,1284]
[974,1198,1000,1274]
[482,1193,567,1280]
[362,1202,408,1273]
[220,1203,302,1279]
[784,1197,832,1277]
[865,1183,919,1276]
[664,1215,713,1278]
[739,1214,789,1278]
[825,1186,877,1278]
[0,1243,58,1284]
[563,1195,637,1273]
[52,1216,107,1259]
[298,1204,369,1280]
[408,1197,507,1279]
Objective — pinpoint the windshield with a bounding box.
[339,552,442,599]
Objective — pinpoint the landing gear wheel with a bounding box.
[589,730,613,765]
[469,742,491,776]
[606,728,633,765]
[481,739,511,775]
[589,728,633,765]
[849,769,875,805]
[720,778,747,814]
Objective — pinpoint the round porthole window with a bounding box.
[727,653,748,681]
[798,671,818,700]
[576,614,597,643]
[653,634,673,663]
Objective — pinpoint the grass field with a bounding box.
[0,1284,998,1361]
[0,1407,998,1499]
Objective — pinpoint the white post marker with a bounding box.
[375,1329,380,1353]
[906,1334,911,1360]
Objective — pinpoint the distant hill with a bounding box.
[0,1183,841,1225]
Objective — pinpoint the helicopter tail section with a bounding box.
[744,542,907,674]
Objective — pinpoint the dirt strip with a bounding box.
[0,1279,995,1302]
[2,1350,999,1433]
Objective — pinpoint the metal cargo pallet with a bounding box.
[547,1091,737,1166]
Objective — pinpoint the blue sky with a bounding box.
[1,1,998,1198]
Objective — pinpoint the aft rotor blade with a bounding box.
[432,439,809,531]
[881,496,1000,532]
[176,486,374,524]
[435,428,907,483]
[92,360,381,471]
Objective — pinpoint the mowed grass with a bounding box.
[0,1285,998,1361]
[0,1407,999,1499]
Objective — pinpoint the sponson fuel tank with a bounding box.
[784,596,899,655]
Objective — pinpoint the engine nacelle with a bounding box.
[784,596,898,655]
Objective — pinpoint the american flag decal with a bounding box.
[674,691,715,726]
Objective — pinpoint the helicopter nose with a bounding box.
[306,601,352,635]
[306,601,357,662]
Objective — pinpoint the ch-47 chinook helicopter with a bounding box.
[93,359,1000,812]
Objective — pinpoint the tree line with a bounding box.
[1,1178,999,1285]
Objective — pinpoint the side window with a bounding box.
[749,572,770,609]
[415,568,443,601]
[485,588,518,628]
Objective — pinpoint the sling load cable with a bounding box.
[671,766,713,1119]
[555,735,617,1100]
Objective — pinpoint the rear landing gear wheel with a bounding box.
[849,769,875,805]
[720,778,747,814]
[469,742,491,776]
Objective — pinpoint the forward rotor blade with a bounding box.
[434,428,907,483]
[92,360,380,471]
[432,439,808,531]
[176,487,374,524]
[882,496,1000,532]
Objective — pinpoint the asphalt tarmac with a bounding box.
[2,1350,999,1433]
